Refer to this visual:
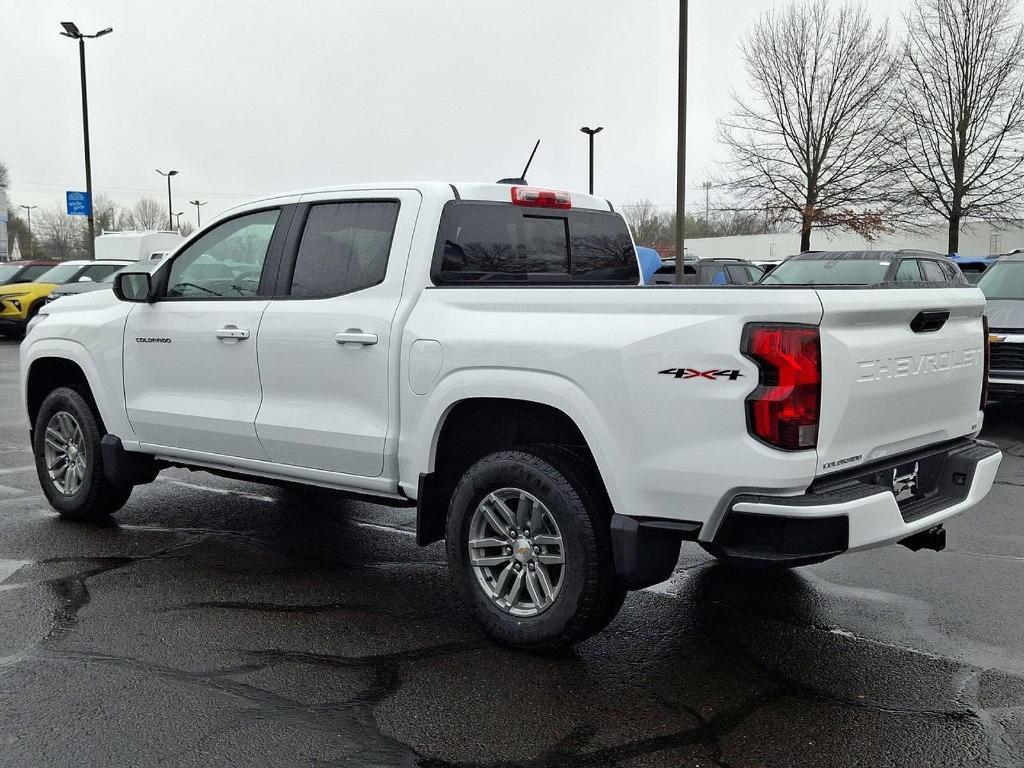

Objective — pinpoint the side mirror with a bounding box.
[113,272,154,303]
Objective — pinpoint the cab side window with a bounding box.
[165,209,280,298]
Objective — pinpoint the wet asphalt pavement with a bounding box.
[0,339,1022,767]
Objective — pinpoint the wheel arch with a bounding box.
[412,391,617,546]
[22,341,133,444]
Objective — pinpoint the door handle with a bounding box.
[334,330,378,346]
[214,326,250,340]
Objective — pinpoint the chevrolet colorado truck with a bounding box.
[20,182,1001,649]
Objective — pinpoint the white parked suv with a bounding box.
[21,182,1002,649]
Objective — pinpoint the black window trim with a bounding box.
[151,204,294,302]
[429,199,639,287]
[270,197,403,300]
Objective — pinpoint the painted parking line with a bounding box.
[353,520,417,537]
[0,464,36,476]
[0,483,27,497]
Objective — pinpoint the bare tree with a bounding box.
[891,0,1024,254]
[91,194,120,234]
[131,198,167,230]
[36,207,85,261]
[0,161,9,188]
[621,199,662,246]
[718,1,898,252]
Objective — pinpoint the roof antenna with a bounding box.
[497,139,540,185]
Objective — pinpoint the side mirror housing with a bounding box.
[113,272,154,303]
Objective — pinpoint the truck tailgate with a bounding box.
[815,288,986,476]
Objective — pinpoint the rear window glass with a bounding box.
[763,258,890,285]
[434,202,638,285]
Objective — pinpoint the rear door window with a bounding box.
[288,201,400,298]
[919,260,947,282]
[894,259,922,282]
[434,202,637,285]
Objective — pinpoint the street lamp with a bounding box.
[189,199,207,229]
[675,0,689,284]
[156,169,178,230]
[579,126,603,195]
[20,205,38,259]
[60,22,113,260]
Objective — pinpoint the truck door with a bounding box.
[123,207,291,459]
[254,190,421,477]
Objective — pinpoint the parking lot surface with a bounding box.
[0,338,1022,767]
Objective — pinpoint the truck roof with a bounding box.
[226,182,615,217]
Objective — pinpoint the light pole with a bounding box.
[60,22,113,260]
[675,0,688,283]
[189,199,207,229]
[702,181,712,228]
[20,205,38,258]
[156,169,178,230]
[579,126,603,195]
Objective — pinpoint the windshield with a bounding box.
[33,263,83,284]
[978,262,1024,299]
[0,264,24,284]
[762,258,891,285]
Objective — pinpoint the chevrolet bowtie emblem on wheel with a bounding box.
[658,368,744,381]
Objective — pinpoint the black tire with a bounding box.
[33,387,133,522]
[445,445,626,651]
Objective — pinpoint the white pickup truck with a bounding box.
[21,182,1001,649]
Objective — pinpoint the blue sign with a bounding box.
[66,191,91,216]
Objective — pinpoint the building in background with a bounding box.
[685,222,1024,262]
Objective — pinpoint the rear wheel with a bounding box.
[33,387,133,521]
[445,446,626,650]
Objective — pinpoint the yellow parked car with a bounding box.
[0,259,133,338]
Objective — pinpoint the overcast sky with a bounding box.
[2,0,905,224]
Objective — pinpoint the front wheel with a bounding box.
[33,387,133,522]
[445,446,626,651]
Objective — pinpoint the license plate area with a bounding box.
[867,454,945,504]
[891,462,920,502]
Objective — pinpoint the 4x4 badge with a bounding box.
[659,368,744,381]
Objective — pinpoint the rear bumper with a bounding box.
[713,438,1001,565]
[610,439,1001,582]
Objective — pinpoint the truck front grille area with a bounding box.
[990,341,1024,376]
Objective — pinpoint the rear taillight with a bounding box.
[511,186,572,209]
[742,324,821,450]
[981,315,990,409]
